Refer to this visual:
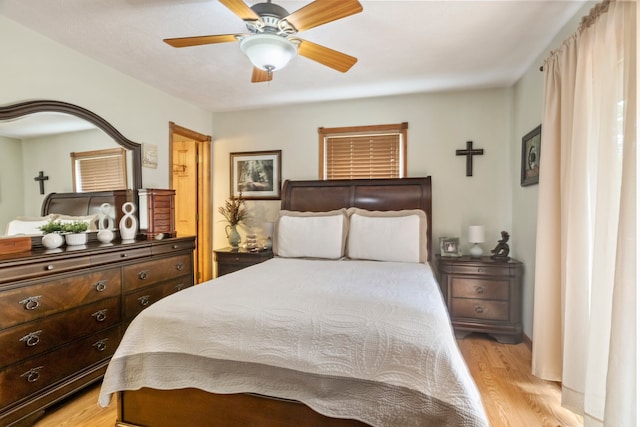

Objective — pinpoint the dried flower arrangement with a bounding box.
[218,193,249,226]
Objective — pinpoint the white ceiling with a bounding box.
[0,0,586,113]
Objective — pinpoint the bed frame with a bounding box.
[115,177,433,427]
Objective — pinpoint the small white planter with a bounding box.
[65,232,88,246]
[41,233,64,249]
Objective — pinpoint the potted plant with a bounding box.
[38,220,65,249]
[61,220,89,246]
[218,193,249,249]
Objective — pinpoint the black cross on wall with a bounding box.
[455,141,484,176]
[34,171,49,195]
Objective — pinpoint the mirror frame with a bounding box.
[0,99,142,189]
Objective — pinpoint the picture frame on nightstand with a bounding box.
[440,237,461,257]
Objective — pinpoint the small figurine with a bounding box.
[490,230,510,261]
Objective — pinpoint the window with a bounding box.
[71,148,127,192]
[319,122,407,180]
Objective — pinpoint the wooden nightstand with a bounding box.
[214,247,273,277]
[437,255,523,344]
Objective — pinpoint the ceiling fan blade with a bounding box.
[251,67,273,83]
[164,34,241,48]
[219,0,261,21]
[285,0,363,32]
[298,39,357,73]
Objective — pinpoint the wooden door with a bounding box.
[169,123,212,283]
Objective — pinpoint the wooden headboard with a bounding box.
[41,190,134,226]
[281,177,433,262]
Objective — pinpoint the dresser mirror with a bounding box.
[0,100,142,236]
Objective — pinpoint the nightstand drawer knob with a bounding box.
[138,271,149,280]
[475,306,484,314]
[475,286,484,294]
[175,262,184,271]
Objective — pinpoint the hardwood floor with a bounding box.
[33,334,582,427]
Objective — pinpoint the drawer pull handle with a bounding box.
[477,268,483,273]
[20,330,43,347]
[475,306,484,314]
[176,283,185,291]
[94,280,107,292]
[172,244,179,249]
[19,296,42,311]
[175,263,184,271]
[475,286,484,294]
[93,339,108,352]
[92,309,108,322]
[46,264,54,271]
[21,366,43,383]
[138,295,151,306]
[121,253,128,258]
[138,271,149,280]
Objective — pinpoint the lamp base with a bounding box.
[469,243,483,257]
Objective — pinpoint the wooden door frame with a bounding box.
[169,122,212,283]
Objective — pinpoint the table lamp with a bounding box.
[468,225,485,257]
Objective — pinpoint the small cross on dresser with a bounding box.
[456,141,484,177]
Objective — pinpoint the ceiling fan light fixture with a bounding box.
[240,33,297,71]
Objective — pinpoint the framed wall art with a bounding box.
[230,150,282,200]
[440,237,461,257]
[521,124,541,186]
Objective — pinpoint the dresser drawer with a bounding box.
[0,257,91,284]
[124,276,193,321]
[0,325,121,408]
[451,298,509,321]
[450,278,509,300]
[151,239,195,256]
[0,268,121,330]
[0,297,121,369]
[122,254,191,292]
[90,247,151,265]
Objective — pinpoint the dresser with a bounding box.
[436,255,523,344]
[0,236,195,427]
[214,247,273,277]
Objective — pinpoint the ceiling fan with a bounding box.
[163,0,363,83]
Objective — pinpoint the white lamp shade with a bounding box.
[240,34,297,71]
[468,225,485,243]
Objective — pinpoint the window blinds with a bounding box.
[71,148,127,192]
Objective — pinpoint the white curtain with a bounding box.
[531,1,636,426]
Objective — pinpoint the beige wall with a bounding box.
[0,15,213,193]
[212,88,514,261]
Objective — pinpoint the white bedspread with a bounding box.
[99,258,489,426]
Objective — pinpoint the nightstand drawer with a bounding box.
[451,278,509,300]
[447,265,509,277]
[451,298,509,321]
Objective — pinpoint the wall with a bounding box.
[212,88,514,259]
[510,1,596,339]
[0,15,213,193]
[0,135,24,231]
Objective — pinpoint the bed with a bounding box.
[98,177,489,427]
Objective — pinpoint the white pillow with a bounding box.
[346,208,428,263]
[274,209,348,259]
[5,214,58,236]
[56,214,99,231]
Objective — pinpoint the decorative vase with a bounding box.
[98,203,115,231]
[225,224,241,249]
[41,233,64,249]
[97,229,115,244]
[119,202,138,242]
[65,232,88,246]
